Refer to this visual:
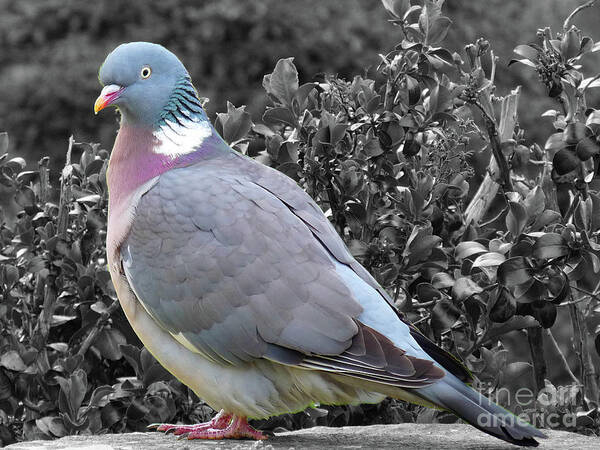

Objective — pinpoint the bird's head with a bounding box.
[95,42,192,126]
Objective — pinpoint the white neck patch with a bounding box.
[153,115,213,157]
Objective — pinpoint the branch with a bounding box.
[57,136,74,239]
[544,328,579,385]
[38,157,51,204]
[77,299,121,357]
[565,283,600,304]
[526,327,547,393]
[568,291,600,407]
[473,102,514,192]
[563,0,599,31]
[465,88,520,225]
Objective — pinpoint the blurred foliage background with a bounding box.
[1,0,600,445]
[1,0,599,168]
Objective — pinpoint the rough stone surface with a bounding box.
[5,424,599,450]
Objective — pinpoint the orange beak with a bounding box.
[94,84,124,114]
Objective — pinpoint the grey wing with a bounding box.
[239,154,396,306]
[239,154,472,384]
[122,156,444,387]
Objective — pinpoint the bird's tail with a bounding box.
[414,374,547,447]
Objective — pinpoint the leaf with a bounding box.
[0,351,27,371]
[262,58,299,107]
[533,233,568,260]
[68,369,87,415]
[530,209,561,231]
[15,186,35,208]
[560,28,580,60]
[87,385,114,408]
[497,257,532,286]
[523,187,545,220]
[544,132,565,153]
[416,283,443,303]
[0,370,12,400]
[513,44,539,62]
[84,158,105,176]
[563,122,587,144]
[47,343,69,353]
[35,416,66,438]
[93,328,126,361]
[119,344,141,378]
[50,315,77,327]
[431,272,455,289]
[547,274,570,304]
[3,264,19,287]
[451,277,483,303]
[508,58,537,68]
[472,252,506,268]
[455,241,487,260]
[506,201,527,237]
[503,361,533,381]
[489,288,516,323]
[262,107,297,127]
[532,301,557,328]
[6,157,26,170]
[430,299,461,340]
[75,194,101,204]
[515,279,547,304]
[381,0,410,18]
[218,102,253,144]
[404,226,441,264]
[16,170,38,184]
[426,16,452,45]
[576,136,600,160]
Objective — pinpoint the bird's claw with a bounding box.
[148,411,267,440]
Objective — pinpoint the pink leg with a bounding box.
[148,409,233,435]
[185,415,267,440]
[148,410,267,440]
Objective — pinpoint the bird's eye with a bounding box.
[140,66,152,79]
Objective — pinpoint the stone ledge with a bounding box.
[5,424,599,449]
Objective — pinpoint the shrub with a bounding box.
[1,0,600,444]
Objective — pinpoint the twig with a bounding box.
[566,284,600,303]
[464,88,520,224]
[563,192,580,224]
[543,328,579,385]
[526,327,547,393]
[57,136,74,239]
[384,75,395,112]
[568,291,600,407]
[479,205,508,228]
[38,157,51,204]
[563,0,599,31]
[22,398,45,413]
[31,275,56,351]
[473,102,514,192]
[77,299,121,357]
[568,295,585,385]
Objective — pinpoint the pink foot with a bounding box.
[186,415,267,440]
[148,410,267,440]
[148,409,232,435]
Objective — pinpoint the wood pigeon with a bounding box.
[94,42,546,445]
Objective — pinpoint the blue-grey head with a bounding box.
[95,42,204,126]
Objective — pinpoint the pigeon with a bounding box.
[94,42,546,445]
